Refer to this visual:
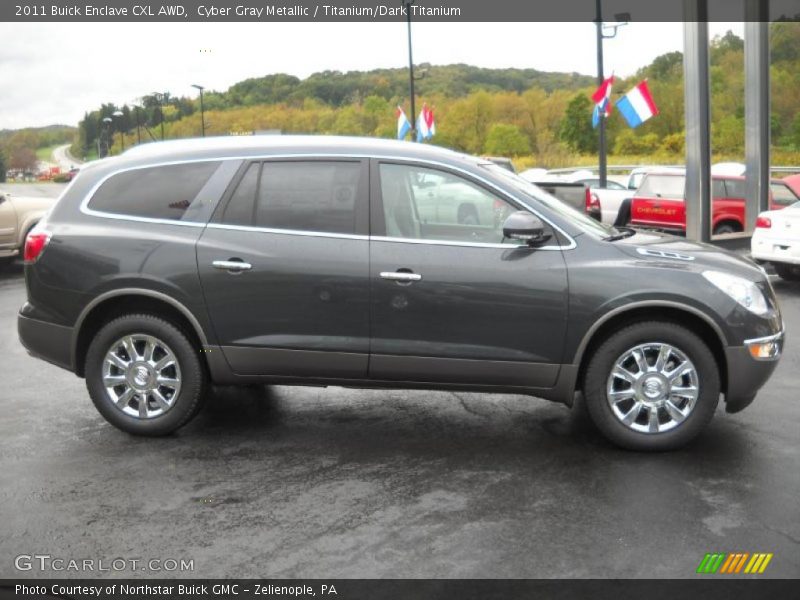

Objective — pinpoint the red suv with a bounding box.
[629,173,788,235]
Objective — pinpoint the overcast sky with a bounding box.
[0,22,743,130]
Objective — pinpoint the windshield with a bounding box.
[481,163,616,238]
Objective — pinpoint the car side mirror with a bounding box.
[502,211,550,246]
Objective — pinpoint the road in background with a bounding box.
[0,262,798,578]
[52,143,83,171]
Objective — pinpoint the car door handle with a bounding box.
[380,271,422,282]
[212,259,252,272]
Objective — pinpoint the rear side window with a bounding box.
[88,161,222,221]
[221,161,364,235]
[770,182,799,206]
[724,179,746,199]
[638,175,685,198]
[712,179,727,199]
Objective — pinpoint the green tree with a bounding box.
[0,147,6,182]
[789,113,800,149]
[484,123,531,156]
[645,51,683,81]
[559,94,595,153]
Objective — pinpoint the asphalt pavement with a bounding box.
[0,182,67,199]
[0,261,798,579]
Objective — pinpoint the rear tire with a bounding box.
[774,263,800,282]
[583,321,720,451]
[85,314,207,436]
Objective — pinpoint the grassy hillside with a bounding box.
[64,23,800,168]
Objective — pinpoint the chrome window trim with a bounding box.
[370,235,528,249]
[205,223,527,249]
[78,152,577,250]
[206,222,368,241]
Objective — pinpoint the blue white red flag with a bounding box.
[396,106,411,140]
[591,75,615,128]
[416,104,435,142]
[616,80,659,128]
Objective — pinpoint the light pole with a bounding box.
[153,92,166,140]
[192,84,206,137]
[134,104,142,144]
[101,117,112,157]
[112,110,125,152]
[595,0,629,187]
[402,0,417,140]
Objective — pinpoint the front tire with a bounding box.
[85,314,207,436]
[583,321,720,451]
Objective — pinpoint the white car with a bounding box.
[751,201,800,281]
[569,177,632,226]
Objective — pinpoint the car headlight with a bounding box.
[702,270,769,315]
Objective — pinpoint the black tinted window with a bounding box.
[221,163,259,225]
[222,161,362,234]
[89,161,222,221]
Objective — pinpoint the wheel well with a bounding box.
[19,220,38,246]
[74,295,206,377]
[713,219,742,234]
[576,306,728,394]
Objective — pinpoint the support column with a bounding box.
[683,1,711,243]
[744,0,770,232]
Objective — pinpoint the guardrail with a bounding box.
[547,165,800,175]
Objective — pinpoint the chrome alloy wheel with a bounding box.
[606,343,699,434]
[101,334,182,419]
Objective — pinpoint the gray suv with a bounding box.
[18,136,784,450]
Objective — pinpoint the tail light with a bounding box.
[755,216,772,229]
[585,189,601,219]
[23,230,51,263]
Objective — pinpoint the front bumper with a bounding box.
[724,330,784,413]
[18,313,73,372]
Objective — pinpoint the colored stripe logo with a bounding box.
[696,553,773,574]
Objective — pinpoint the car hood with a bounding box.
[612,230,765,280]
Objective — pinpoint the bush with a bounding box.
[660,132,685,155]
[483,123,531,157]
[613,130,661,155]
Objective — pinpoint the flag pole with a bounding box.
[595,0,608,188]
[403,0,417,142]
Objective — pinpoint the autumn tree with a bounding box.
[484,124,531,156]
[559,94,595,153]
